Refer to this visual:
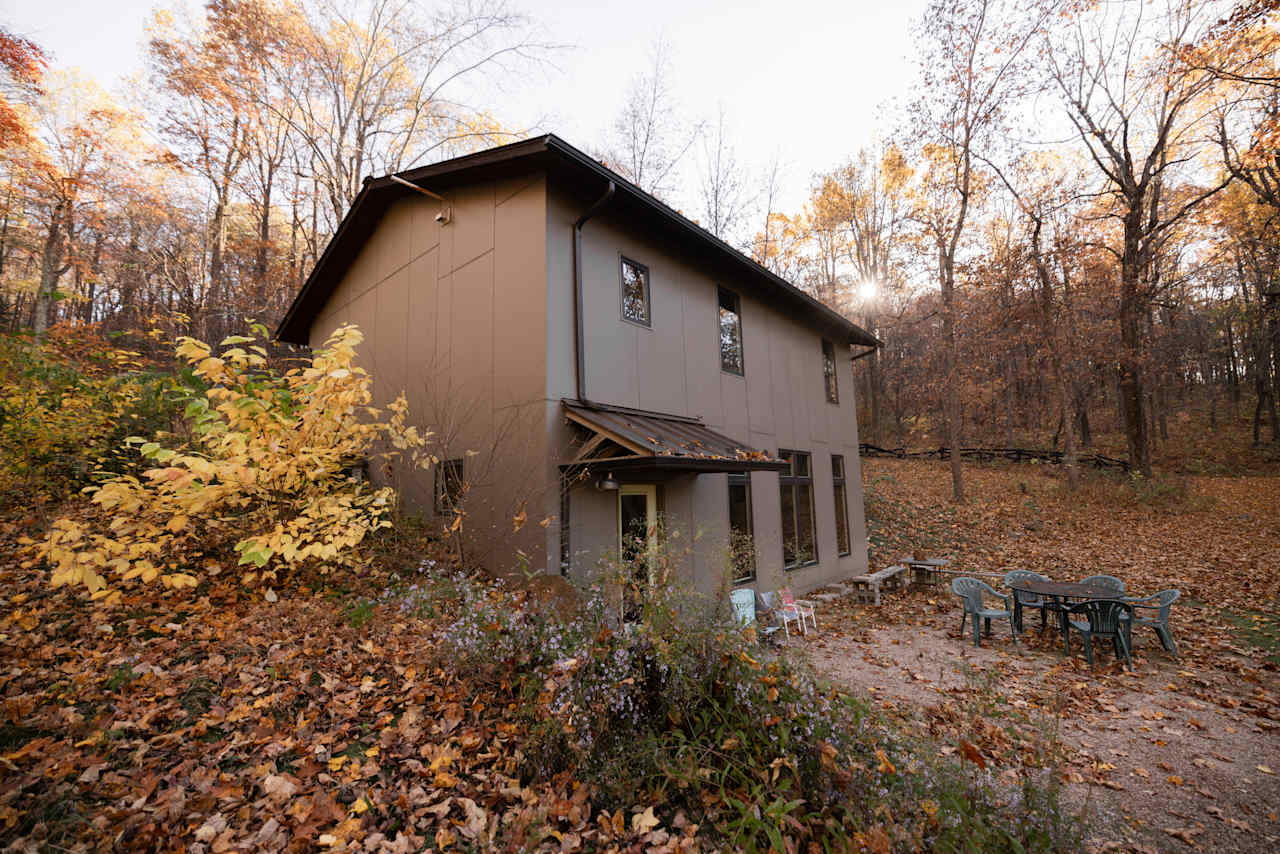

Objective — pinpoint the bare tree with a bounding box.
[1045,0,1233,476]
[601,36,700,200]
[696,104,753,243]
[270,0,546,226]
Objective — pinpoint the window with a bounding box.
[718,287,744,375]
[832,454,851,556]
[822,339,839,403]
[727,473,755,582]
[620,257,650,326]
[435,458,465,513]
[778,450,817,569]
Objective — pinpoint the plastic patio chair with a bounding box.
[730,588,756,627]
[755,590,798,641]
[951,577,1018,647]
[1064,599,1133,670]
[1079,574,1126,596]
[1122,589,1180,658]
[780,587,817,634]
[1003,569,1051,633]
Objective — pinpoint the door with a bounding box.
[618,484,657,620]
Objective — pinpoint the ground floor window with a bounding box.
[779,450,817,569]
[727,473,755,582]
[435,458,465,513]
[832,454,850,556]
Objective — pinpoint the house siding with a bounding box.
[308,173,553,575]
[545,185,868,595]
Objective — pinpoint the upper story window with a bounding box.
[718,287,744,375]
[822,339,839,404]
[620,257,650,326]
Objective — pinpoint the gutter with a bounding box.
[572,180,616,405]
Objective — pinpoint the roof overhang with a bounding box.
[275,134,880,350]
[560,400,788,475]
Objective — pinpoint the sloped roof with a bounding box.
[562,401,787,473]
[275,133,879,349]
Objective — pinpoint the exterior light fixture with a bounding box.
[597,472,619,491]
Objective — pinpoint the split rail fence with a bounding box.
[858,443,1130,472]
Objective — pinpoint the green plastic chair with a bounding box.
[1122,589,1180,658]
[1080,574,1125,595]
[1065,599,1133,670]
[1003,570,1050,633]
[952,577,1018,647]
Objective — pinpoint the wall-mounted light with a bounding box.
[597,472,619,491]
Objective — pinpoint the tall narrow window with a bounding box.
[435,458,465,513]
[822,339,839,403]
[832,454,851,556]
[727,473,755,582]
[620,257,650,326]
[779,450,817,569]
[718,287,744,375]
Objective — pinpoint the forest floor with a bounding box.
[803,458,1280,853]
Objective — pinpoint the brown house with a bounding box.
[277,134,878,596]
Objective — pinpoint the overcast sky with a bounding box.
[4,0,929,214]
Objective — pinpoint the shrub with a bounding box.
[0,327,175,511]
[416,549,1080,852]
[35,323,431,597]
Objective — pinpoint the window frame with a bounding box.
[832,454,851,556]
[717,286,745,376]
[619,255,652,328]
[434,458,466,514]
[727,472,755,583]
[778,449,818,570]
[822,338,839,404]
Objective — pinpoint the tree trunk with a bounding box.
[1118,208,1152,477]
[33,198,68,335]
[941,247,964,503]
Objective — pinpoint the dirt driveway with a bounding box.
[799,592,1280,853]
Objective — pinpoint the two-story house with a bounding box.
[276,134,878,596]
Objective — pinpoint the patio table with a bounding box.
[1008,579,1125,640]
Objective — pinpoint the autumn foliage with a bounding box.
[35,323,429,597]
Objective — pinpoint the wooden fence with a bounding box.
[858,443,1130,472]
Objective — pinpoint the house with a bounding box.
[276,134,878,597]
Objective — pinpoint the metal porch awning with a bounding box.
[561,400,787,473]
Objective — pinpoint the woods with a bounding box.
[745,0,1280,491]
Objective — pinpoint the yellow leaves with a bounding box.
[875,748,897,775]
[33,323,428,596]
[631,805,660,834]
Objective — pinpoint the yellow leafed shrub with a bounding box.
[36,323,430,597]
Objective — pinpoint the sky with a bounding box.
[3,0,930,214]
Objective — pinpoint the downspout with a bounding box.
[573,181,616,404]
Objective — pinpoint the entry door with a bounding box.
[619,485,658,620]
